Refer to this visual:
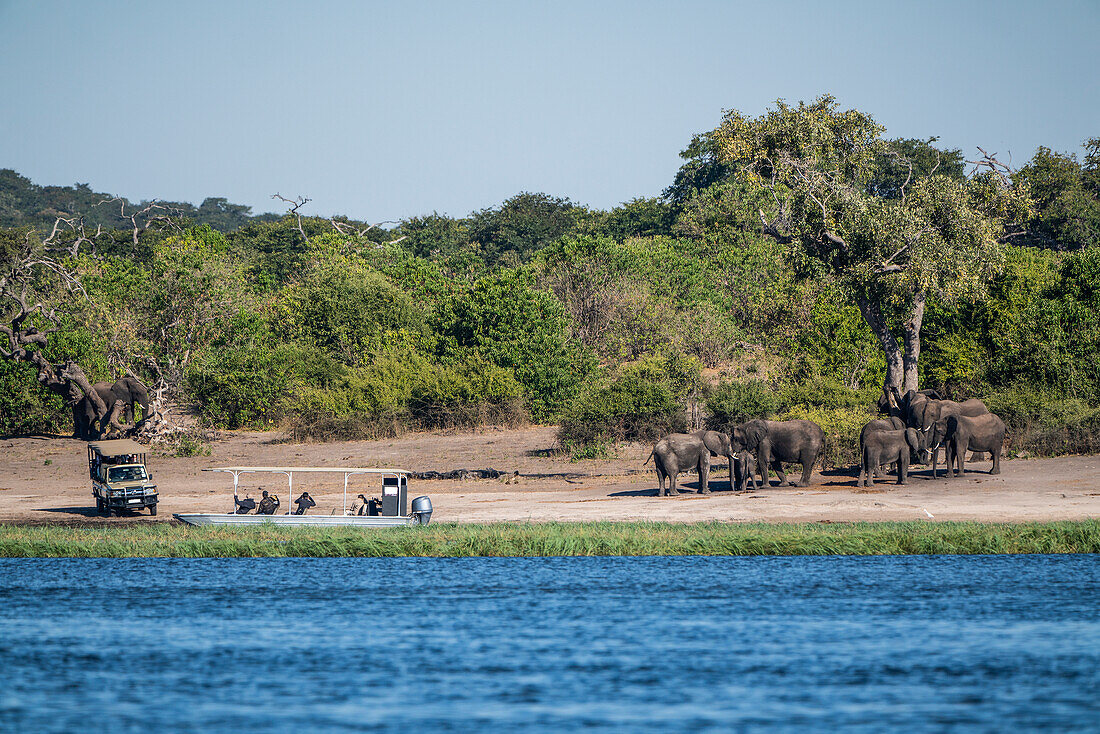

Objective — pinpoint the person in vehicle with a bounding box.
[293,491,316,515]
[349,493,368,516]
[256,489,280,515]
[233,494,256,514]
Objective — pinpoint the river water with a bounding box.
[1,555,1098,732]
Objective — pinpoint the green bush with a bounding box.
[0,359,70,435]
[985,384,1100,456]
[186,342,303,428]
[705,380,781,430]
[557,357,693,451]
[285,350,527,442]
[441,269,588,421]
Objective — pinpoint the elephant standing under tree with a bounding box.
[647,433,710,496]
[859,417,907,478]
[692,430,757,492]
[859,427,921,487]
[731,419,824,487]
[932,413,1006,478]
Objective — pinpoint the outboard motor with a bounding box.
[410,495,433,525]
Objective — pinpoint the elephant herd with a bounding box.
[646,388,1006,496]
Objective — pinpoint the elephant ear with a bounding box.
[739,420,767,449]
[905,428,920,451]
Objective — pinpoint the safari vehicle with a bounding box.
[88,439,159,516]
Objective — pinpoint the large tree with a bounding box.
[703,95,1031,393]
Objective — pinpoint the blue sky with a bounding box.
[0,0,1096,222]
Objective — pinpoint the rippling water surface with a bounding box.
[1,554,1098,732]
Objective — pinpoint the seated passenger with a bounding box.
[256,489,280,515]
[293,491,316,515]
[349,493,368,516]
[233,494,256,514]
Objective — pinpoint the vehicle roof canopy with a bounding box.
[88,439,147,458]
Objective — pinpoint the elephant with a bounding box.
[646,433,710,496]
[733,450,758,492]
[730,419,824,487]
[858,427,921,487]
[931,413,1006,478]
[72,376,151,440]
[877,387,939,418]
[859,417,907,478]
[896,388,988,432]
[692,430,757,491]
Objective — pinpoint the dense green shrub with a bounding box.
[557,356,699,453]
[186,342,304,429]
[705,380,781,430]
[0,359,70,435]
[285,350,527,442]
[440,269,587,422]
[984,384,1100,456]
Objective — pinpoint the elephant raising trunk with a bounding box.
[73,376,152,440]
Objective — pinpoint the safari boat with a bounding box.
[173,466,433,527]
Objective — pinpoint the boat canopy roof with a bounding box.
[204,466,410,475]
[88,439,148,457]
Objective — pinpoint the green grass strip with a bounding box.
[0,520,1098,558]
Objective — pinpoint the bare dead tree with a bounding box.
[273,193,312,243]
[100,198,185,248]
[967,147,1014,186]
[329,218,408,246]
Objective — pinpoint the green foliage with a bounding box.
[557,355,699,451]
[468,192,581,266]
[0,359,70,435]
[283,256,427,365]
[0,168,275,233]
[705,380,780,430]
[186,340,303,429]
[397,213,472,259]
[869,137,966,200]
[1014,142,1100,250]
[287,349,526,441]
[441,268,586,421]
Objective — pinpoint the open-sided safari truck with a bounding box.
[88,439,159,516]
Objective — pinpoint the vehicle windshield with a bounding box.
[108,465,148,482]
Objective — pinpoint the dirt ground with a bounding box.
[1,426,1099,525]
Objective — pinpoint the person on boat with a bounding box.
[293,491,316,515]
[232,494,256,514]
[349,493,368,516]
[256,489,280,515]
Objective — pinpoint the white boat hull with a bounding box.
[173,513,417,527]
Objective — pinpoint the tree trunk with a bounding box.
[854,290,903,394]
[902,291,925,393]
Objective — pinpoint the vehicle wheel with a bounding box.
[149,504,157,516]
[96,498,107,515]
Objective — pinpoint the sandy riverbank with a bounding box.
[1,426,1098,525]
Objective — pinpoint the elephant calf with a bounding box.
[692,430,756,491]
[647,433,710,496]
[932,413,1006,478]
[859,427,921,487]
[859,417,907,478]
[731,419,824,487]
